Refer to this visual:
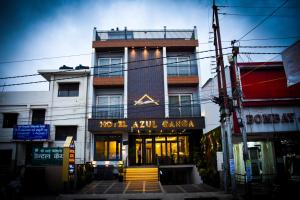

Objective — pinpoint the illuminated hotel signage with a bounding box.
[134,94,159,106]
[88,118,205,131]
[246,113,295,124]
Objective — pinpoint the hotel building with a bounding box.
[88,27,205,183]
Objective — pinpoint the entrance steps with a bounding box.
[124,166,158,181]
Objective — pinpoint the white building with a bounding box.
[0,66,90,173]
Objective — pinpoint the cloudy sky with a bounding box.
[0,0,300,91]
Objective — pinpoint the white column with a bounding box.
[124,47,128,118]
[163,47,169,118]
[195,47,202,103]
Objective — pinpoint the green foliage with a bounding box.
[193,127,221,186]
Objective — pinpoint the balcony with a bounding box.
[169,104,201,118]
[92,105,124,119]
[94,66,123,77]
[96,29,196,41]
[93,28,198,48]
[167,64,198,76]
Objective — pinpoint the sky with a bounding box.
[0,0,300,91]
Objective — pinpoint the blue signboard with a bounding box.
[13,124,50,140]
[229,159,235,175]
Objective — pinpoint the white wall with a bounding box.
[49,72,89,164]
[0,70,90,165]
[201,77,220,134]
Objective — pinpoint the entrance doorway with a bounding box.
[131,135,189,165]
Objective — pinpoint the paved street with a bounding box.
[57,180,233,200]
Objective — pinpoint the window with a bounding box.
[32,109,46,124]
[169,94,192,117]
[58,83,79,97]
[97,58,123,77]
[2,113,18,128]
[167,57,191,76]
[95,95,123,118]
[94,135,122,161]
[55,126,77,141]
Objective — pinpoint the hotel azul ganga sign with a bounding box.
[88,118,205,132]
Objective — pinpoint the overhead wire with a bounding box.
[237,0,290,42]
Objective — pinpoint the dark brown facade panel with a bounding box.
[127,48,165,118]
[93,77,124,86]
[93,39,198,48]
[168,76,199,86]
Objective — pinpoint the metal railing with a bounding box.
[95,29,196,41]
[167,64,198,76]
[92,105,124,119]
[94,66,124,77]
[169,104,201,118]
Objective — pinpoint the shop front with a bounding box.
[233,106,300,183]
[89,118,205,167]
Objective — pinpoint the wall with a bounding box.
[49,73,89,164]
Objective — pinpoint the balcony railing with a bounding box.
[95,29,196,41]
[94,66,123,77]
[92,105,124,119]
[169,104,201,118]
[167,64,198,76]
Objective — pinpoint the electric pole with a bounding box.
[231,42,252,196]
[212,1,237,196]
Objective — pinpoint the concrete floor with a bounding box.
[57,180,234,200]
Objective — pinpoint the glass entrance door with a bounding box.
[135,138,143,165]
[146,138,153,164]
[135,137,154,165]
[167,136,178,164]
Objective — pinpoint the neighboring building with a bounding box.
[88,27,205,183]
[0,66,90,174]
[202,61,300,183]
[231,62,300,183]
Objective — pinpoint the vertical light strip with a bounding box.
[124,47,128,118]
[163,47,169,118]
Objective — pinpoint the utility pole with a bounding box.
[212,1,237,196]
[231,42,252,196]
[212,11,228,193]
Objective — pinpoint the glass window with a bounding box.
[169,94,192,117]
[2,113,18,128]
[58,83,79,97]
[95,95,122,118]
[167,58,177,75]
[94,135,121,161]
[98,58,123,77]
[167,57,190,76]
[32,109,45,124]
[55,126,77,141]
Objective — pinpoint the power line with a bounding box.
[220,12,300,18]
[219,5,299,9]
[237,0,289,42]
[0,47,233,80]
[0,53,93,65]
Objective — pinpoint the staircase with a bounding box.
[124,167,159,181]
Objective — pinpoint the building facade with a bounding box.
[0,66,90,174]
[88,27,205,183]
[202,61,300,183]
[231,62,300,183]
